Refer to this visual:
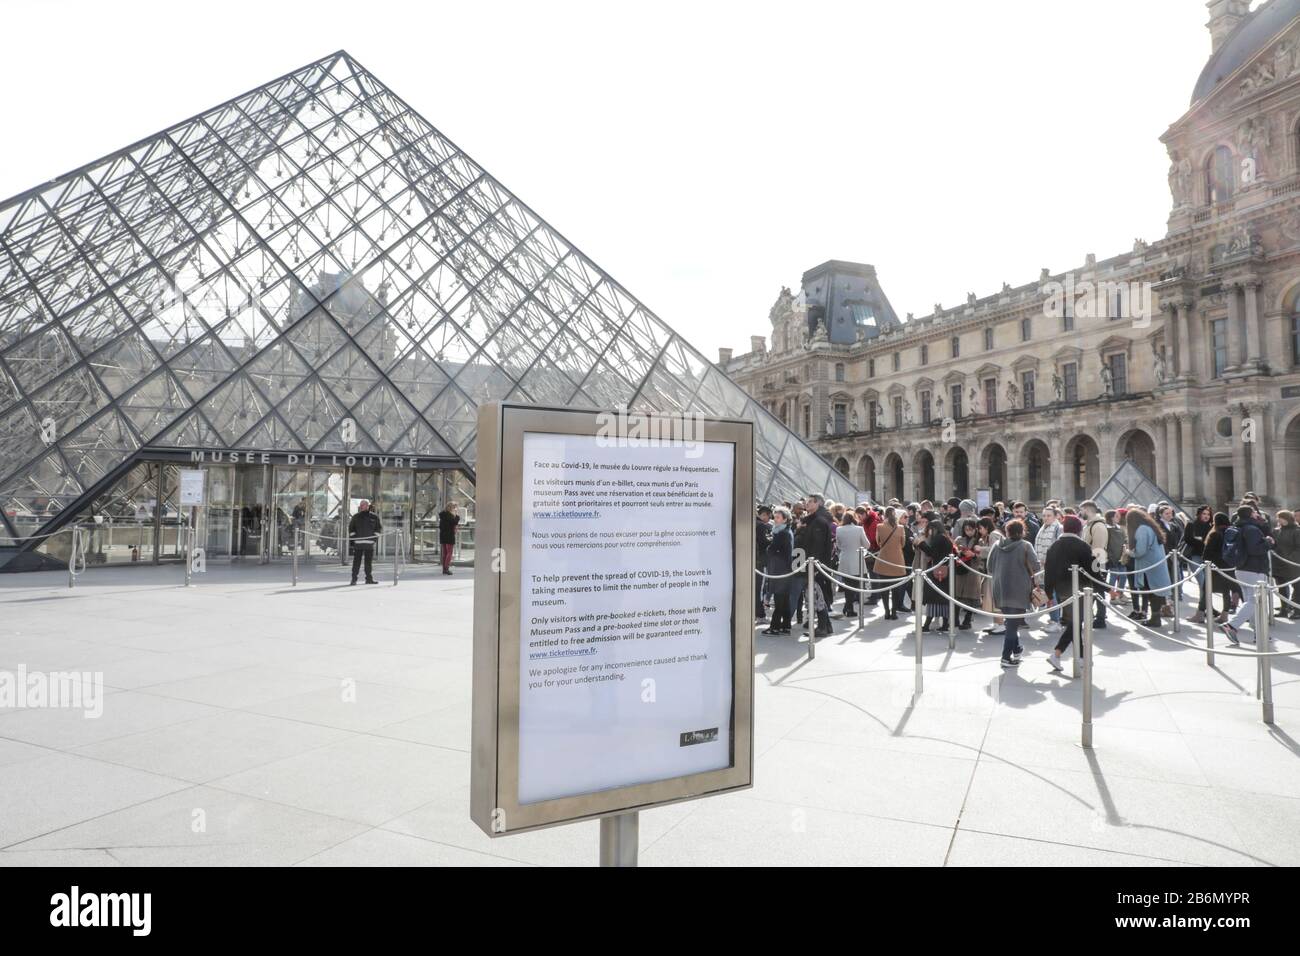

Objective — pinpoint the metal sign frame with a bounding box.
[471,401,754,836]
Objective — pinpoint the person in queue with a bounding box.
[1220,504,1274,647]
[763,507,795,635]
[755,505,774,622]
[348,499,382,585]
[1079,499,1111,630]
[874,505,907,621]
[1034,506,1063,628]
[1182,504,1212,614]
[1043,515,1093,671]
[1127,506,1170,628]
[952,518,981,630]
[987,518,1039,667]
[1272,509,1300,619]
[803,493,836,637]
[836,509,869,618]
[916,510,954,632]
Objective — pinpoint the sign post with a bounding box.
[178,469,205,586]
[471,403,754,863]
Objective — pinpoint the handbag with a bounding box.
[1023,545,1046,607]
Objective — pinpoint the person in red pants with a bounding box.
[437,501,460,575]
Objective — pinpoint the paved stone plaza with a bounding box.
[0,563,1298,866]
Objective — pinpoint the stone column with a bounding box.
[1189,305,1209,382]
[1097,421,1116,491]
[1231,404,1249,501]
[1167,302,1187,379]
[1163,413,1182,501]
[1154,417,1168,495]
[1179,412,1200,504]
[1242,279,1263,371]
[1248,402,1269,500]
[1227,284,1246,368]
[1049,431,1066,503]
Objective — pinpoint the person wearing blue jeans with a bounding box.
[1002,608,1026,664]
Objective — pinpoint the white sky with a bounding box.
[2,0,1216,358]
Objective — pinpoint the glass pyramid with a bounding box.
[0,51,857,545]
[1091,458,1176,513]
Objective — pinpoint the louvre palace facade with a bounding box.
[725,0,1300,512]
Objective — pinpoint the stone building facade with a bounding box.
[725,0,1300,511]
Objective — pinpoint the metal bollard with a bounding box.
[292,528,299,587]
[68,525,80,589]
[947,553,956,650]
[1205,561,1216,667]
[1256,582,1274,723]
[1081,588,1094,749]
[394,528,402,586]
[806,558,817,661]
[1172,552,1181,634]
[1071,565,1081,679]
[913,569,924,701]
[184,523,192,588]
[857,547,866,632]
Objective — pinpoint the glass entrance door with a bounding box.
[271,466,309,558]
[233,465,267,559]
[204,465,235,559]
[309,467,345,561]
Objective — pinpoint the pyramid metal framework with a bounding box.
[0,51,858,545]
[1090,458,1177,513]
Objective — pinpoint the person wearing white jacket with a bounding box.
[1034,507,1063,624]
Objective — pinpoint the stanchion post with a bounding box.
[292,528,299,587]
[913,569,924,701]
[1071,564,1081,679]
[394,528,402,586]
[947,553,956,650]
[184,521,192,588]
[806,558,816,661]
[857,547,865,631]
[1081,588,1094,749]
[68,525,79,589]
[1172,552,1181,634]
[1205,561,1216,667]
[1258,582,1274,724]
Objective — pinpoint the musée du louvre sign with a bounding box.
[141,447,452,470]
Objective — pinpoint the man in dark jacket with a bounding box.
[1043,515,1093,671]
[803,494,836,637]
[348,500,383,585]
[437,502,460,575]
[1223,505,1274,645]
[756,506,773,621]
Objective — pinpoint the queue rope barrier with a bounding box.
[1091,590,1300,658]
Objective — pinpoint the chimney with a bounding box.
[1206,0,1250,53]
[751,335,766,353]
[717,347,733,365]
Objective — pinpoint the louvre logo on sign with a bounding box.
[679,727,719,747]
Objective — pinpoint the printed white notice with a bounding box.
[518,432,735,805]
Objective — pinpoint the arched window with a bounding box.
[1207,146,1234,205]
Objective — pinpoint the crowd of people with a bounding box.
[755,491,1293,669]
